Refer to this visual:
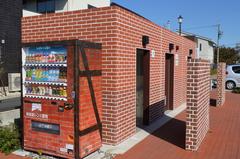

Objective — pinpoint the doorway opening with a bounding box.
[165,53,174,110]
[136,49,150,126]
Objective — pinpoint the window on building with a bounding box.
[37,0,55,13]
[199,43,202,51]
[232,66,240,74]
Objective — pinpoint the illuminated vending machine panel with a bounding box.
[22,41,102,159]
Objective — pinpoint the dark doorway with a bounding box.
[165,54,174,110]
[136,49,150,126]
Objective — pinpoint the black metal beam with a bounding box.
[79,70,102,77]
[79,124,102,137]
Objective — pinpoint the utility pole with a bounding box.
[216,24,223,64]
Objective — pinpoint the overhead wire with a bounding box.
[184,24,218,31]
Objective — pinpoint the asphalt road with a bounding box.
[0,97,21,112]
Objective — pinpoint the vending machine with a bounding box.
[21,40,102,159]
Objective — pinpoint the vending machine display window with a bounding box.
[22,45,68,101]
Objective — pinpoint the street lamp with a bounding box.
[178,15,183,35]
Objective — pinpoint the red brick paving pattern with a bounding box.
[0,91,239,159]
[115,91,240,159]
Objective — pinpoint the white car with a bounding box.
[225,65,240,90]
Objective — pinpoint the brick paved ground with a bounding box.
[115,90,240,159]
[0,90,239,159]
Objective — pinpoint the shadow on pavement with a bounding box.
[152,117,186,149]
[140,114,186,149]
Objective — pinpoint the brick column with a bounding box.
[217,63,226,106]
[186,59,210,151]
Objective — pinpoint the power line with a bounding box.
[184,24,239,48]
[184,24,218,31]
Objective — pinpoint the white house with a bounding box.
[181,32,216,63]
[23,0,111,17]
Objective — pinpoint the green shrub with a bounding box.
[232,87,240,94]
[0,123,20,154]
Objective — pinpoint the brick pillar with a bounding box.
[217,63,226,106]
[186,59,210,151]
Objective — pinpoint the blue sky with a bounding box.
[112,0,240,47]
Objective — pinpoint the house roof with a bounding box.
[180,31,216,46]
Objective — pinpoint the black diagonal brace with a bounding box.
[79,70,102,77]
[79,124,102,137]
[79,47,102,139]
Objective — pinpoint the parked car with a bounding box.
[225,64,240,90]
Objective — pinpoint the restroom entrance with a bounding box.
[136,49,150,126]
[165,53,174,110]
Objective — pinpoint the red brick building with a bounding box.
[22,3,196,158]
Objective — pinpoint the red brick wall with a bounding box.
[186,59,210,151]
[217,63,226,106]
[22,5,196,146]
